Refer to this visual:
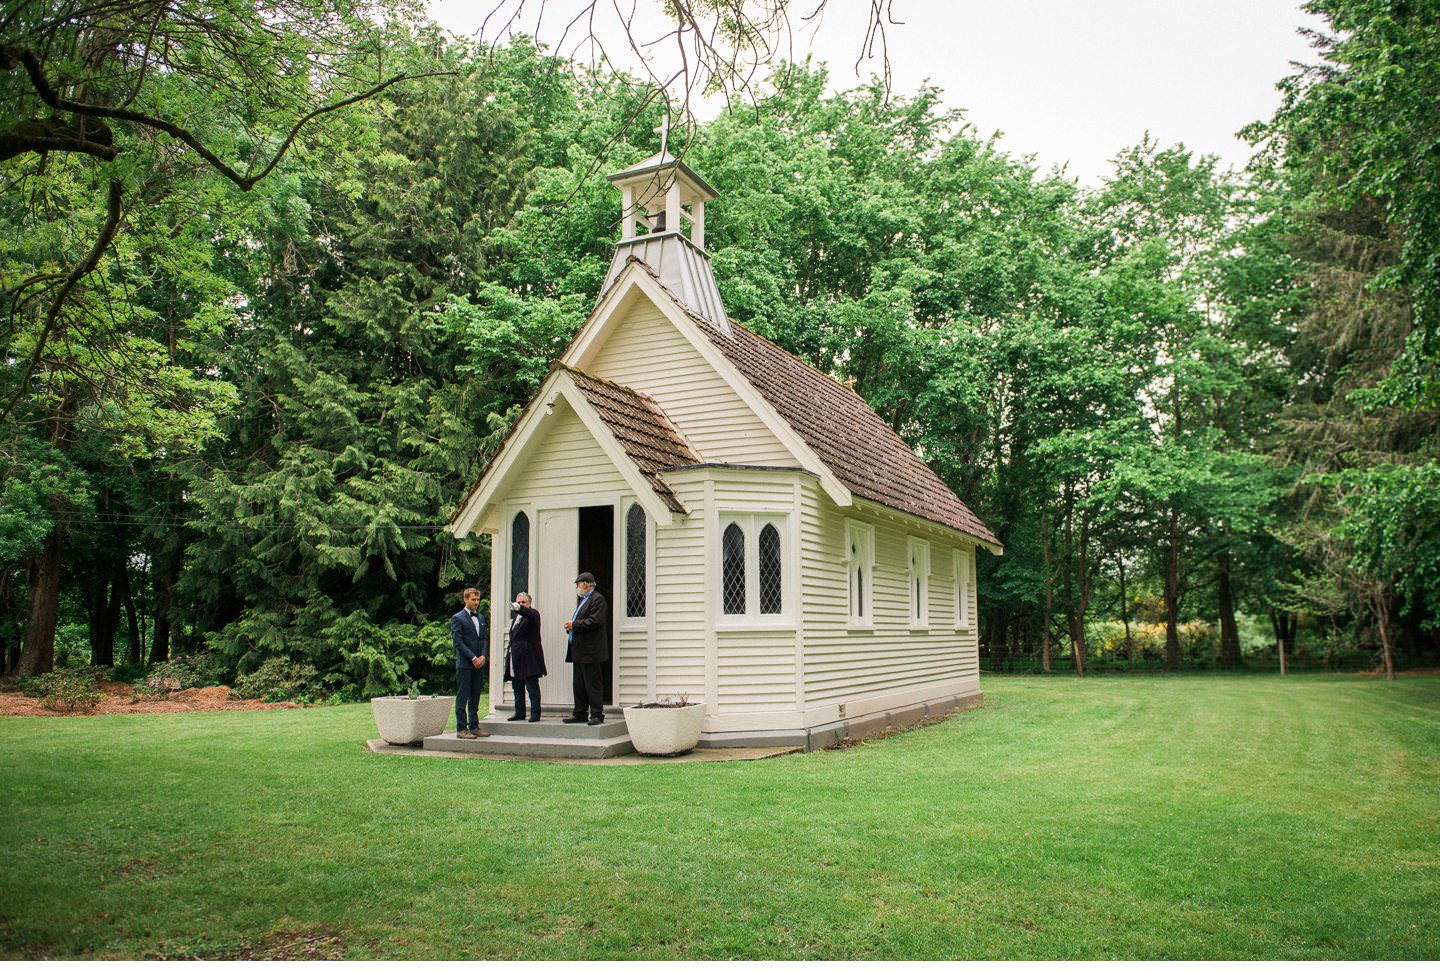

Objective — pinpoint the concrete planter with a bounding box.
[371,695,453,745]
[624,702,707,755]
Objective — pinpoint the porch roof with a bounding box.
[559,365,697,513]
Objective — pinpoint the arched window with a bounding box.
[721,522,746,615]
[510,511,529,600]
[846,521,874,623]
[758,524,782,614]
[625,504,647,618]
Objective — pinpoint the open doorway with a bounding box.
[577,505,614,705]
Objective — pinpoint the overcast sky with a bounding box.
[427,0,1326,186]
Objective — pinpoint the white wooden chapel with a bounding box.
[450,151,1001,750]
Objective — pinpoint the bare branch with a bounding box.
[1,179,124,426]
[2,44,454,191]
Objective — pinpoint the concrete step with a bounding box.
[424,730,635,759]
[477,713,629,739]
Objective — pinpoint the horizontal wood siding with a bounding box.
[587,298,794,466]
[616,627,649,705]
[800,481,979,705]
[652,480,707,699]
[506,406,630,499]
[718,630,797,710]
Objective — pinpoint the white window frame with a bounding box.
[620,499,652,629]
[908,537,930,629]
[717,512,792,627]
[845,519,876,627]
[954,547,973,630]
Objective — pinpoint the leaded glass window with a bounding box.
[758,524,782,614]
[510,511,529,600]
[722,523,746,615]
[625,504,647,618]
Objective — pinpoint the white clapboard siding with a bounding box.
[586,297,795,466]
[505,406,631,498]
[718,630,798,710]
[616,627,649,704]
[798,480,979,705]
[651,479,707,699]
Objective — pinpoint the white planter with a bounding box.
[371,695,454,745]
[624,702,707,755]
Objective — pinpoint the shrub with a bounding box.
[232,658,318,702]
[30,670,105,711]
[146,653,227,692]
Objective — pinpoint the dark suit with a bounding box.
[565,589,608,719]
[505,605,546,719]
[451,606,488,732]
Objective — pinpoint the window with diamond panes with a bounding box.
[510,511,529,600]
[722,523,746,614]
[758,524,782,614]
[625,504,646,618]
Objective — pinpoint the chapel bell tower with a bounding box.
[602,147,730,336]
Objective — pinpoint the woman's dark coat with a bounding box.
[504,605,547,681]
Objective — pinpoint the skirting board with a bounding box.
[695,688,983,752]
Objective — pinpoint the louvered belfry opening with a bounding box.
[603,152,731,336]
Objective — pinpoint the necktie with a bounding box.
[470,610,480,636]
[569,592,592,643]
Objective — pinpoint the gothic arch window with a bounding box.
[625,503,647,618]
[722,522,746,615]
[510,511,529,600]
[846,521,875,623]
[758,524,783,615]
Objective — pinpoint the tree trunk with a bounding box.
[18,529,63,677]
[1041,508,1053,673]
[149,536,181,664]
[1374,591,1396,681]
[1117,554,1133,661]
[986,605,1007,673]
[87,561,117,668]
[1271,610,1288,676]
[1217,549,1241,668]
[118,561,141,666]
[1163,508,1181,669]
[0,566,19,675]
[1067,508,1088,676]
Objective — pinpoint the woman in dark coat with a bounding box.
[504,592,546,722]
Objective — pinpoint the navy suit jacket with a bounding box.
[451,608,488,670]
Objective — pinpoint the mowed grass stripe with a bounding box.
[0,674,1436,959]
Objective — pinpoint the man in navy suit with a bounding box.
[451,587,489,739]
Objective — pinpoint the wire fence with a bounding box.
[979,643,1434,675]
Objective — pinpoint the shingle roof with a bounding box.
[621,259,999,546]
[560,365,698,513]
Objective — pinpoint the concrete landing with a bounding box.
[366,738,801,765]
[423,711,636,759]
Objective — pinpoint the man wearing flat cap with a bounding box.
[562,571,609,725]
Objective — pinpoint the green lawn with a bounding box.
[2,674,1437,959]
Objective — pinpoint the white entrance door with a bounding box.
[537,508,577,708]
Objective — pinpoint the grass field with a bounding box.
[2,673,1437,959]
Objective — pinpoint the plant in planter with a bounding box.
[370,676,453,745]
[623,696,707,755]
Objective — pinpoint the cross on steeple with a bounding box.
[653,115,670,155]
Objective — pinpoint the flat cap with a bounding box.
[575,572,596,585]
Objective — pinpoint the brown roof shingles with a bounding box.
[561,365,697,513]
[621,258,998,545]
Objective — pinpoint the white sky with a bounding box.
[427,0,1326,186]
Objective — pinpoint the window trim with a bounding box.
[908,536,931,630]
[716,511,793,627]
[954,546,974,630]
[621,500,650,625]
[845,519,876,629]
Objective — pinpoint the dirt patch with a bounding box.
[0,680,298,717]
